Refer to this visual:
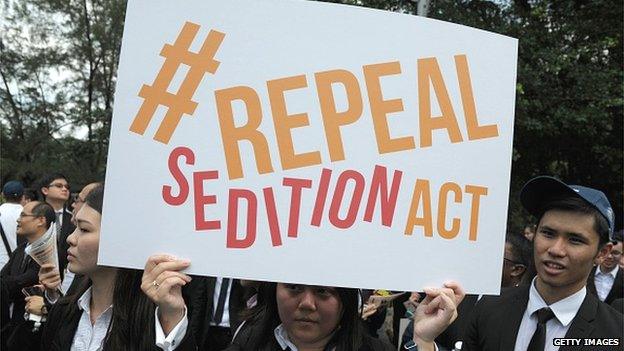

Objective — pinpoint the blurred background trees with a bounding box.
[1,0,621,230]
[1,0,126,185]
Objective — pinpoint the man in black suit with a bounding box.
[462,176,623,351]
[37,173,75,281]
[587,230,623,305]
[184,276,247,351]
[0,201,55,348]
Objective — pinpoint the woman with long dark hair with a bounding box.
[39,183,159,350]
[142,254,464,351]
[231,282,380,350]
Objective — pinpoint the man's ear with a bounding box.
[36,216,47,230]
[511,265,526,277]
[41,186,49,197]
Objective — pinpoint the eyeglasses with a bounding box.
[48,183,70,190]
[19,213,38,218]
[503,257,525,266]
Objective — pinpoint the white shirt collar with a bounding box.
[528,277,586,327]
[596,265,619,279]
[76,287,113,314]
[274,324,298,351]
[77,287,92,312]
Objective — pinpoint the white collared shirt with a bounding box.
[594,265,619,301]
[0,203,21,268]
[154,307,188,351]
[274,324,304,351]
[71,287,113,351]
[514,278,586,351]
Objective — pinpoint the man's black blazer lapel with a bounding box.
[204,276,216,322]
[561,293,597,350]
[61,209,74,237]
[586,266,598,296]
[228,279,245,331]
[605,268,623,304]
[498,286,530,350]
[196,276,217,349]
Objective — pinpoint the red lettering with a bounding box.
[163,147,194,205]
[226,189,257,249]
[363,165,402,226]
[283,178,312,238]
[329,170,365,229]
[262,187,282,247]
[311,168,332,227]
[193,171,221,230]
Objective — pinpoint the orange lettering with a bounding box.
[455,55,499,141]
[465,184,488,241]
[215,86,273,180]
[404,179,433,236]
[363,62,415,154]
[418,57,463,147]
[267,75,321,170]
[437,182,462,239]
[315,69,363,161]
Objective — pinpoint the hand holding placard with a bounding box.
[412,281,465,345]
[25,225,59,274]
[141,254,192,335]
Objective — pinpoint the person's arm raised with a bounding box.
[141,254,192,335]
[412,281,465,351]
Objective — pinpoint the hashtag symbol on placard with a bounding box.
[129,22,225,144]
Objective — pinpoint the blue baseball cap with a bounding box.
[2,181,24,198]
[520,176,614,241]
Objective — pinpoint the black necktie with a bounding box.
[213,278,230,325]
[527,307,555,351]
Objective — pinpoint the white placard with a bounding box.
[101,0,518,294]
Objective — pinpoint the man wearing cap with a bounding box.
[0,181,25,268]
[587,230,623,305]
[462,176,623,351]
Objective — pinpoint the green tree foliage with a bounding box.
[1,0,126,187]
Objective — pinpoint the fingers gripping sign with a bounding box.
[39,263,62,302]
[39,263,61,291]
[412,281,465,350]
[141,254,192,333]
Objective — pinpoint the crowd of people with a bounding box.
[0,173,622,350]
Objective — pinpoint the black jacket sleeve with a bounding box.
[0,248,39,303]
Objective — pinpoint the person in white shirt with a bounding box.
[588,230,623,305]
[0,180,24,268]
[38,183,158,351]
